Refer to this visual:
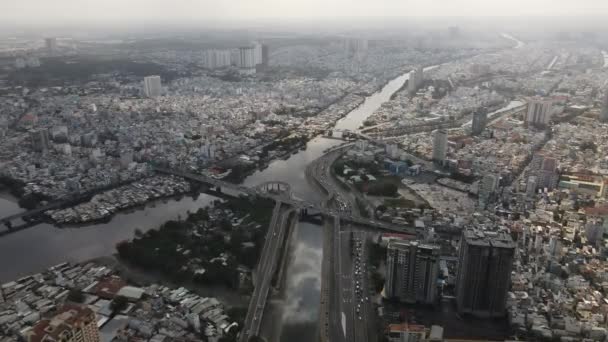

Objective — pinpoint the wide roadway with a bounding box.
[239,202,289,342]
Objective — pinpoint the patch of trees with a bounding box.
[9,57,177,87]
[0,176,25,197]
[224,163,257,184]
[116,198,273,290]
[580,141,598,153]
[18,192,52,210]
[111,295,129,313]
[259,134,308,159]
[366,181,398,197]
[67,289,85,303]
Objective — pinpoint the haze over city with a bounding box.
[2,2,608,342]
[4,0,608,29]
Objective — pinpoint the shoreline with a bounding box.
[87,255,250,309]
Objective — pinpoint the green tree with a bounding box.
[111,295,129,313]
[67,289,85,303]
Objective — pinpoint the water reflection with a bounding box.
[0,194,216,282]
[278,222,324,342]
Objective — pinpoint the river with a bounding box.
[0,50,527,342]
[0,68,415,342]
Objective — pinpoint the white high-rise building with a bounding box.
[525,97,553,127]
[203,49,232,69]
[253,42,264,66]
[45,37,57,52]
[408,66,424,94]
[432,129,448,161]
[238,47,256,69]
[143,76,162,98]
[600,92,608,122]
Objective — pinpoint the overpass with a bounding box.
[0,201,69,229]
[239,202,292,342]
[152,166,418,234]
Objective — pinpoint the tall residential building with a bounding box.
[432,129,448,162]
[471,110,487,136]
[24,305,100,342]
[448,26,461,38]
[31,129,51,153]
[385,239,440,304]
[45,37,57,52]
[478,174,498,209]
[525,97,553,127]
[343,38,368,57]
[456,229,516,318]
[261,45,269,67]
[600,92,608,122]
[408,66,424,94]
[203,49,232,69]
[143,76,162,98]
[252,42,268,66]
[527,153,559,191]
[238,47,256,69]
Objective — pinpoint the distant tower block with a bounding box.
[525,97,554,127]
[471,110,487,136]
[45,37,57,52]
[143,76,162,97]
[432,129,447,161]
[600,92,608,122]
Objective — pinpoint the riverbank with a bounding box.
[91,255,249,309]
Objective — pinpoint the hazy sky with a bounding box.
[4,0,608,25]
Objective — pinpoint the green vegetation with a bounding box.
[368,242,387,268]
[581,141,598,153]
[18,192,52,210]
[371,271,385,294]
[259,134,308,159]
[224,163,258,184]
[110,295,129,313]
[0,175,25,197]
[116,196,275,290]
[67,289,85,303]
[356,198,370,218]
[9,57,178,87]
[366,181,398,197]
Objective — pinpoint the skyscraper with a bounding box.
[24,305,100,342]
[238,47,256,69]
[261,45,270,67]
[600,91,608,122]
[478,174,498,209]
[527,153,558,191]
[456,229,515,318]
[525,97,554,127]
[471,110,487,136]
[253,42,264,66]
[432,129,448,162]
[31,129,51,153]
[385,239,440,304]
[45,37,57,52]
[203,49,232,69]
[143,76,162,98]
[408,66,424,95]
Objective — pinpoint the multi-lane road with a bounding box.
[239,202,292,342]
[329,218,374,342]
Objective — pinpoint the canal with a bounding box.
[0,71,415,342]
[0,68,417,341]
